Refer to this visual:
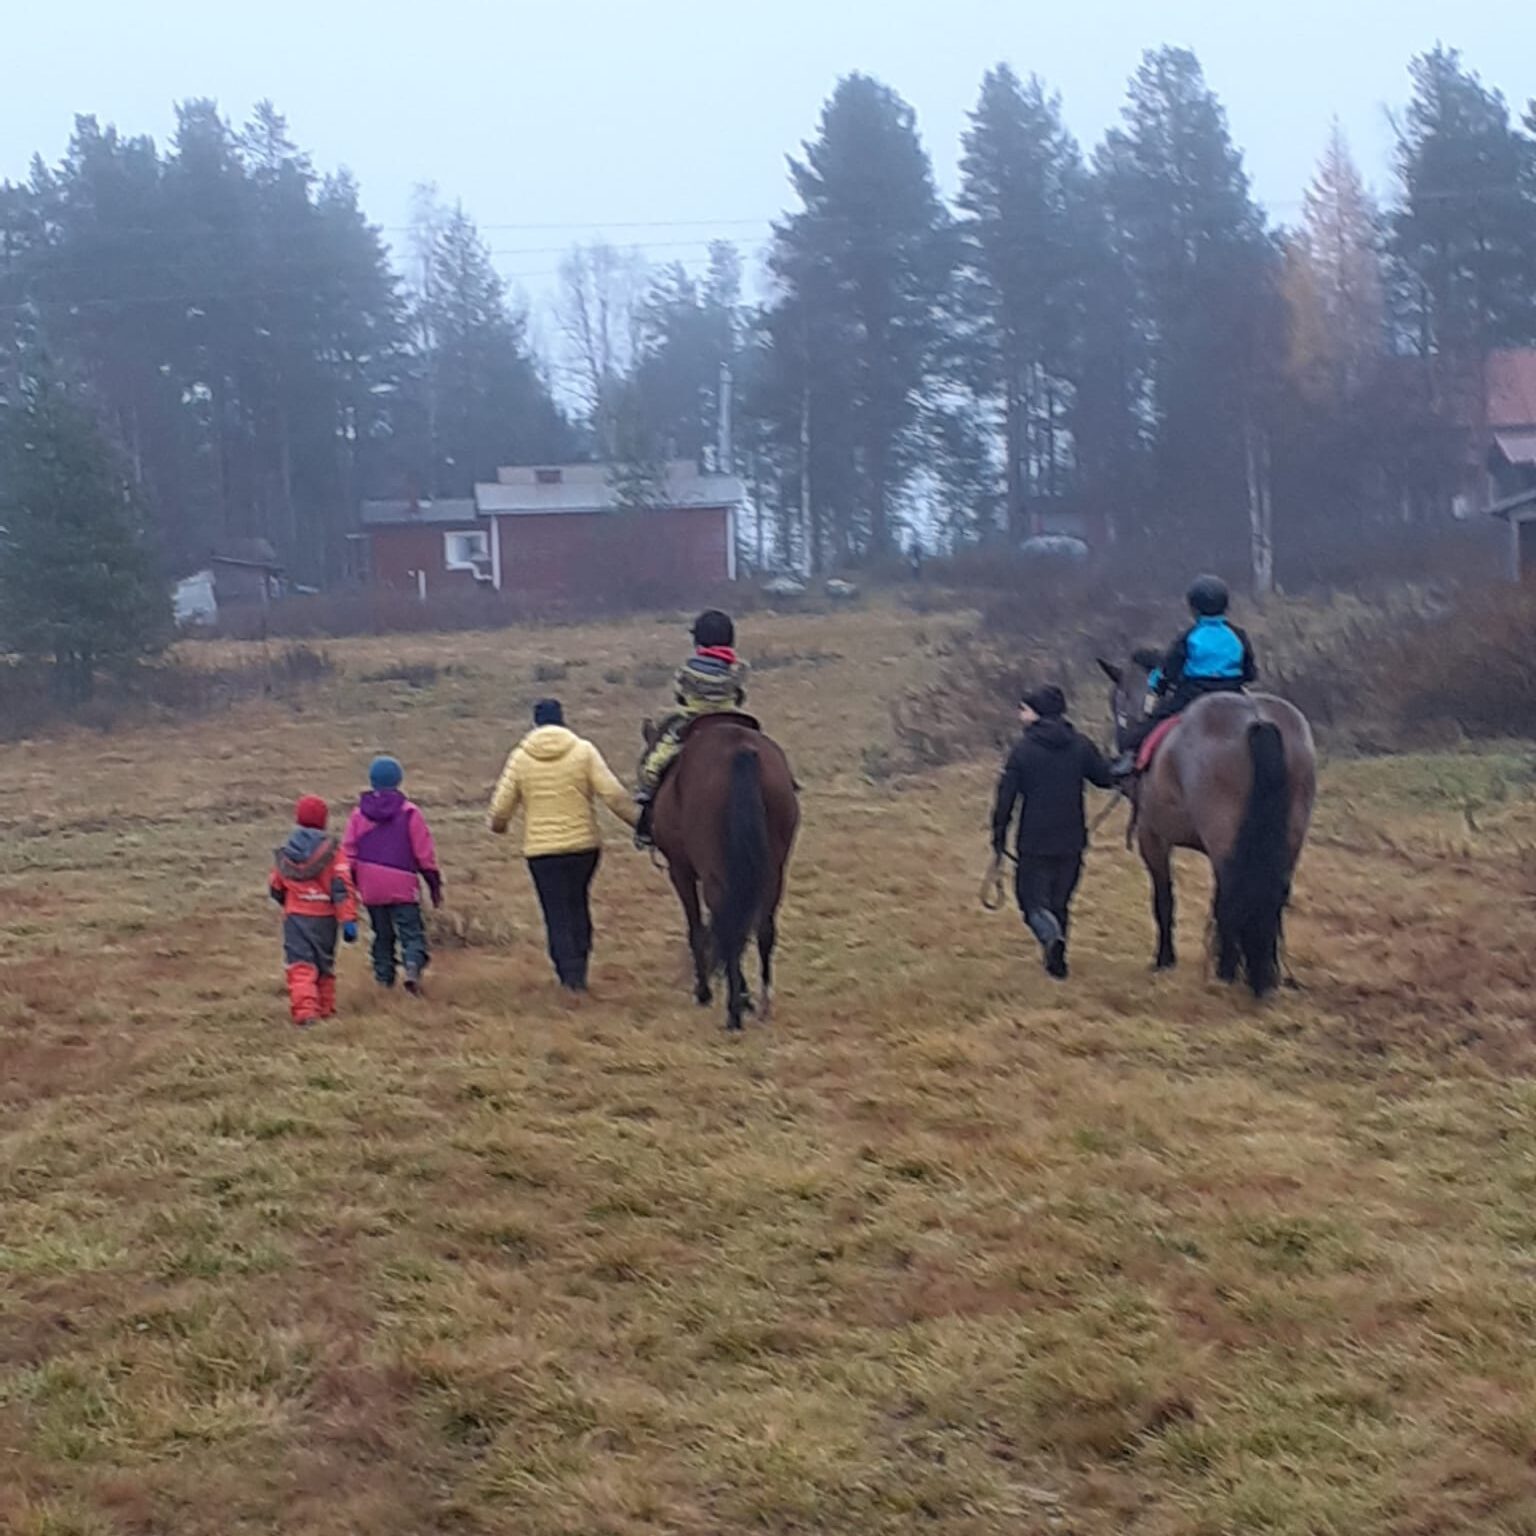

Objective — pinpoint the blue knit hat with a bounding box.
[369,754,404,790]
[533,698,564,727]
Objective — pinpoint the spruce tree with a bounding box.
[0,369,168,700]
[417,203,572,495]
[1393,47,1536,353]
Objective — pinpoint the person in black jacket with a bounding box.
[991,684,1116,979]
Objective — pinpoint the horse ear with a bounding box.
[1096,658,1124,685]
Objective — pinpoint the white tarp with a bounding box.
[173,569,218,628]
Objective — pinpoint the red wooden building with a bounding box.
[358,463,742,601]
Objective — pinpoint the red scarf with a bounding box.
[695,645,738,665]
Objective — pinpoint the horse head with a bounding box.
[1097,651,1158,751]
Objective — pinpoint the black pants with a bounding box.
[527,849,601,988]
[1015,854,1083,947]
[1124,679,1245,752]
[366,902,428,985]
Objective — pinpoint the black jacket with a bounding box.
[991,719,1116,859]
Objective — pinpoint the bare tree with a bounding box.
[555,242,646,457]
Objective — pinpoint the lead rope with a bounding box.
[1089,794,1124,841]
[979,850,1015,911]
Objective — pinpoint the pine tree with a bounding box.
[1282,124,1384,405]
[1392,47,1536,354]
[767,74,954,561]
[0,367,168,700]
[1096,47,1272,563]
[957,65,1092,541]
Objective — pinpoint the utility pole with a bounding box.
[799,380,813,576]
[716,361,734,473]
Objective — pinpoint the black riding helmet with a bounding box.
[1186,574,1229,617]
[691,609,735,648]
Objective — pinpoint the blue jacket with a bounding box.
[1160,617,1257,690]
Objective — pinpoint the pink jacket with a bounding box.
[342,790,441,908]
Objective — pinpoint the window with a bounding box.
[535,467,563,485]
[444,530,491,574]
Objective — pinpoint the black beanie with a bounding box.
[533,698,564,727]
[1022,685,1067,719]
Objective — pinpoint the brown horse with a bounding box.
[642,713,799,1030]
[1098,659,1317,996]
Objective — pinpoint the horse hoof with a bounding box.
[1154,956,1177,972]
[695,988,713,1007]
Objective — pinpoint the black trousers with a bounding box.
[366,902,428,985]
[1015,853,1083,946]
[527,849,601,987]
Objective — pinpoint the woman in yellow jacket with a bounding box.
[488,698,638,991]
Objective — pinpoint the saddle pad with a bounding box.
[680,710,762,739]
[1137,715,1181,773]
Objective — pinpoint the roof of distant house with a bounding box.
[209,537,281,570]
[1492,428,1536,467]
[476,462,745,517]
[360,498,478,528]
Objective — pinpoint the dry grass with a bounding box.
[3,600,1536,1535]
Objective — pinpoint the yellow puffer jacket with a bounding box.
[488,726,638,856]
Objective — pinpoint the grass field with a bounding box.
[3,600,1536,1536]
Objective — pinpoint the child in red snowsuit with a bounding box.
[269,795,358,1026]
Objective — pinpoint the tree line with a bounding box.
[3,42,1536,652]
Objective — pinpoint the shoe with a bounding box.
[293,1017,320,1029]
[1046,939,1069,980]
[403,965,422,996]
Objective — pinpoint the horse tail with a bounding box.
[713,748,767,975]
[1217,720,1291,998]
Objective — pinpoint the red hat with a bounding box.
[294,795,328,829]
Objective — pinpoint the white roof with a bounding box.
[476,461,745,516]
[361,498,478,527]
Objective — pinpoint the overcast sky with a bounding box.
[3,0,1529,319]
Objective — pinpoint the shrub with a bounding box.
[0,645,335,742]
[1271,584,1536,746]
[361,661,442,689]
[631,660,674,691]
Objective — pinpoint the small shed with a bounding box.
[208,539,284,606]
[1491,486,1536,582]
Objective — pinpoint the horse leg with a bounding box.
[1213,877,1242,984]
[756,910,777,1023]
[725,949,749,1032]
[669,864,711,1006]
[1144,839,1177,970]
